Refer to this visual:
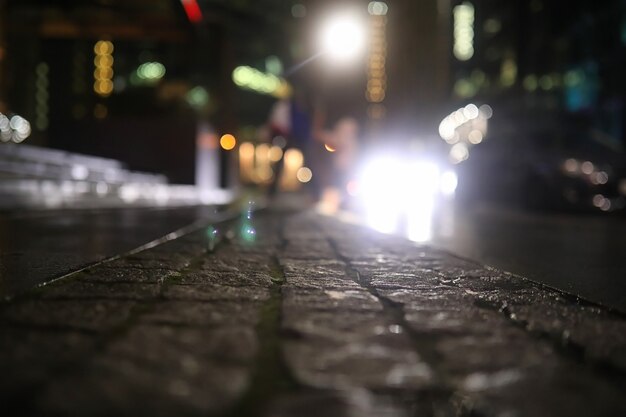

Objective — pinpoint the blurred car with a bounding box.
[352,140,457,240]
[457,110,626,212]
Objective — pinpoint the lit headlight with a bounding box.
[358,157,455,237]
[359,157,405,233]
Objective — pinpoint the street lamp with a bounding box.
[317,12,366,63]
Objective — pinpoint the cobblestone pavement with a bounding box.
[1,209,625,416]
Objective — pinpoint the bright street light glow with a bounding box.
[358,157,444,241]
[319,14,366,62]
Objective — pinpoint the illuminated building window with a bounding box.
[453,78,478,98]
[93,40,114,97]
[453,2,475,61]
[136,62,166,81]
[500,57,517,87]
[232,66,291,98]
[368,2,388,16]
[539,75,553,90]
[523,74,538,91]
[35,62,49,131]
[366,11,388,113]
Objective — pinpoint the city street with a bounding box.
[1,0,625,415]
[1,205,625,416]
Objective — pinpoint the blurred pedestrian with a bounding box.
[312,112,360,213]
[266,89,312,196]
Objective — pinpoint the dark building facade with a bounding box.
[0,0,294,183]
[449,0,626,145]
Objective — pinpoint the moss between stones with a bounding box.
[220,255,301,417]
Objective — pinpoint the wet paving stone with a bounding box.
[267,389,412,417]
[163,283,271,303]
[1,208,625,416]
[140,300,263,327]
[0,328,97,413]
[0,298,137,332]
[40,280,161,300]
[39,346,251,416]
[178,270,274,287]
[77,266,177,284]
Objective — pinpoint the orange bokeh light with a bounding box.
[220,134,237,150]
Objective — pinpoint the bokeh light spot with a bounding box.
[220,134,237,150]
[296,167,313,183]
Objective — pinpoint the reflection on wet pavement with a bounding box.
[0,206,222,298]
[238,201,257,243]
[205,225,220,252]
[376,197,626,313]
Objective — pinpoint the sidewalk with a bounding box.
[1,208,625,416]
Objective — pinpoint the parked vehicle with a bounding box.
[458,111,626,212]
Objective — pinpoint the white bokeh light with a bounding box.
[319,14,366,62]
